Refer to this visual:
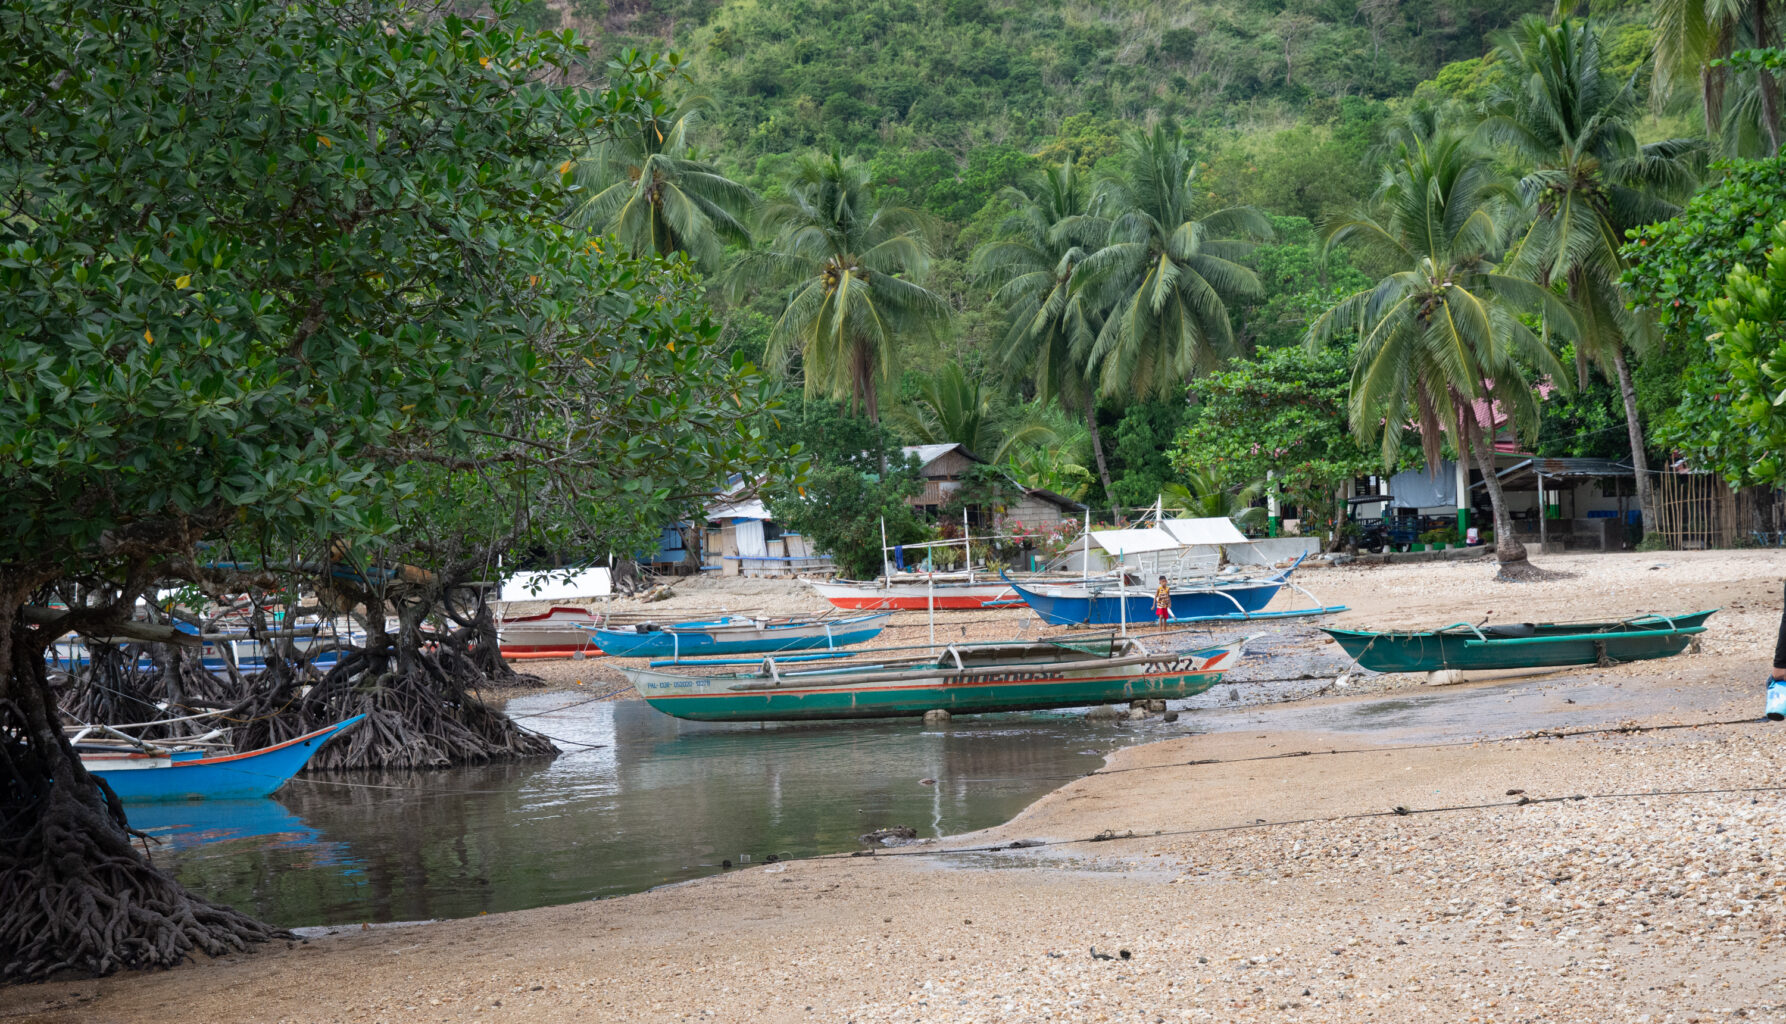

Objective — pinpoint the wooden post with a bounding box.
[1538,472,1547,554]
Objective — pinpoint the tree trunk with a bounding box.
[1758,0,1784,155]
[1084,399,1117,520]
[854,345,878,424]
[1609,346,1656,534]
[0,584,277,981]
[1466,413,1527,565]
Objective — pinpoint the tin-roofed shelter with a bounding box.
[1472,457,1639,551]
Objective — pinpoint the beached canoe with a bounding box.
[620,637,1236,722]
[590,612,892,659]
[78,716,366,802]
[1002,568,1293,627]
[1321,611,1717,673]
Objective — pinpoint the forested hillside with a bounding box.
[507,0,1781,558]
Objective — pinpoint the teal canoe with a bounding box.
[1322,610,1717,673]
[620,637,1236,722]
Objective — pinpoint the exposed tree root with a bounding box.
[0,778,281,982]
[3,622,279,983]
[1494,560,1575,583]
[232,638,557,770]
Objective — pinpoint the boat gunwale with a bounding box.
[639,665,1229,701]
[626,647,1232,694]
[590,610,891,640]
[1322,609,1718,643]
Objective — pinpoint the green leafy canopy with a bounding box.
[0,1,785,588]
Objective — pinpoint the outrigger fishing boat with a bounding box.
[1322,611,1717,673]
[589,611,892,659]
[1001,559,1331,627]
[72,714,365,802]
[619,636,1237,722]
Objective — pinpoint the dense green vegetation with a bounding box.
[0,1,784,979]
[520,0,1782,567]
[7,0,1785,985]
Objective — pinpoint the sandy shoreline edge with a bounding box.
[8,550,1786,1023]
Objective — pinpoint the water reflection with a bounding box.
[144,696,1136,929]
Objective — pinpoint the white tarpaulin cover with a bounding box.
[1089,527,1182,555]
[499,567,612,603]
[1159,517,1249,546]
[708,498,769,520]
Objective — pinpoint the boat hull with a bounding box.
[808,580,1017,610]
[630,650,1233,722]
[593,613,891,659]
[1008,577,1286,626]
[84,716,365,802]
[1323,612,1716,673]
[497,606,603,657]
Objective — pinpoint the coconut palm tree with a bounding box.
[887,361,1056,462]
[725,152,947,423]
[1162,469,1268,532]
[1651,0,1781,153]
[1071,125,1273,400]
[1483,16,1703,533]
[567,96,757,270]
[970,161,1120,502]
[1304,131,1576,567]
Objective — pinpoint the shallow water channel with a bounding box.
[130,694,1154,930]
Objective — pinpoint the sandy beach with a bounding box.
[8,550,1786,1023]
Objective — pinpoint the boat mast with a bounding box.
[880,516,891,581]
[1118,545,1127,638]
[964,510,972,584]
[1081,506,1090,583]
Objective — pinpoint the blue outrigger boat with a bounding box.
[76,716,365,802]
[589,611,893,660]
[1002,566,1305,627]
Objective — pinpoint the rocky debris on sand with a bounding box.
[859,826,919,847]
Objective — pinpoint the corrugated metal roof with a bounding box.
[901,442,986,469]
[1024,487,1087,511]
[1500,457,1634,480]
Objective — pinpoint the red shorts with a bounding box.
[1155,607,1169,619]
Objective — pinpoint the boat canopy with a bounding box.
[1158,517,1250,546]
[1088,527,1182,555]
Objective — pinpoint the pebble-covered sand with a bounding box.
[10,549,1786,1024]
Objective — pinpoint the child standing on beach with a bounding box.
[1154,575,1170,632]
[1769,584,1786,719]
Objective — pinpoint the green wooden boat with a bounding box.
[1322,610,1716,673]
[619,636,1236,722]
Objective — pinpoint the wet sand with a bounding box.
[9,549,1786,1023]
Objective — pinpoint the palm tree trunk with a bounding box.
[1084,399,1117,519]
[1757,0,1783,155]
[1609,347,1656,534]
[854,345,878,424]
[1466,410,1527,565]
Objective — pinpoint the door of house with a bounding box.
[735,518,767,557]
